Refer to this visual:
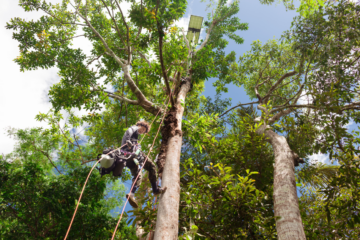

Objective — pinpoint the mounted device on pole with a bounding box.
[186,15,204,44]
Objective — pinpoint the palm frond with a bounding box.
[296,163,339,189]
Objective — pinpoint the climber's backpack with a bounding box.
[97,148,122,177]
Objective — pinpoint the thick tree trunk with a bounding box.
[153,79,191,240]
[262,128,306,239]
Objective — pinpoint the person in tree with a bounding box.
[109,120,166,208]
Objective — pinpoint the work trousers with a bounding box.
[112,152,157,190]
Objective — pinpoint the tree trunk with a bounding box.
[262,128,306,239]
[153,79,191,239]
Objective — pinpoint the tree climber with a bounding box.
[98,121,166,208]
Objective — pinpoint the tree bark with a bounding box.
[259,127,306,239]
[153,79,191,240]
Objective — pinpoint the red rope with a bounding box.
[148,178,160,240]
[65,86,174,240]
[111,97,170,240]
[64,143,127,240]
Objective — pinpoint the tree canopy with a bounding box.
[3,0,360,239]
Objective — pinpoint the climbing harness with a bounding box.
[97,144,143,177]
[110,96,171,240]
[65,92,173,240]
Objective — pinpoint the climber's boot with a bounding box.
[153,186,167,195]
[126,193,139,208]
[151,181,167,195]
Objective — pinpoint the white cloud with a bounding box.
[344,120,354,129]
[0,0,115,155]
[0,0,63,155]
[308,152,329,164]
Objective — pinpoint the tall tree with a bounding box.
[217,0,360,238]
[178,99,278,239]
[7,0,247,238]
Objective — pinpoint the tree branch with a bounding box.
[219,101,259,117]
[137,51,152,68]
[30,141,62,175]
[196,20,215,53]
[181,28,190,51]
[100,0,126,47]
[76,11,126,66]
[114,0,130,62]
[268,108,293,125]
[261,71,297,102]
[101,90,140,105]
[73,134,85,163]
[157,22,175,107]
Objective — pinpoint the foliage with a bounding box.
[0,160,136,239]
[178,98,278,239]
[296,162,339,189]
[180,160,275,239]
[299,156,360,239]
[6,0,360,238]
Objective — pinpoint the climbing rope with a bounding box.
[63,143,127,240]
[111,96,170,240]
[64,94,171,240]
[147,178,160,240]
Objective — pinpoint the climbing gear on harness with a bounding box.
[98,145,143,177]
[135,148,141,155]
[100,154,115,168]
[97,148,129,177]
[126,140,133,148]
[126,193,139,208]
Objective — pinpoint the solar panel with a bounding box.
[186,15,203,44]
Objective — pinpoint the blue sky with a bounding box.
[192,0,302,103]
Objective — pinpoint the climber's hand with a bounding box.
[126,140,133,148]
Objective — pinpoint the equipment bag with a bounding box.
[97,148,117,177]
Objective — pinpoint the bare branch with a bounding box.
[157,22,175,107]
[31,141,62,175]
[196,20,215,53]
[103,91,140,105]
[257,104,269,115]
[59,34,85,43]
[181,28,190,51]
[196,7,233,53]
[254,86,263,103]
[261,71,297,102]
[219,101,259,117]
[268,108,293,125]
[137,51,152,68]
[339,101,360,111]
[81,159,98,165]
